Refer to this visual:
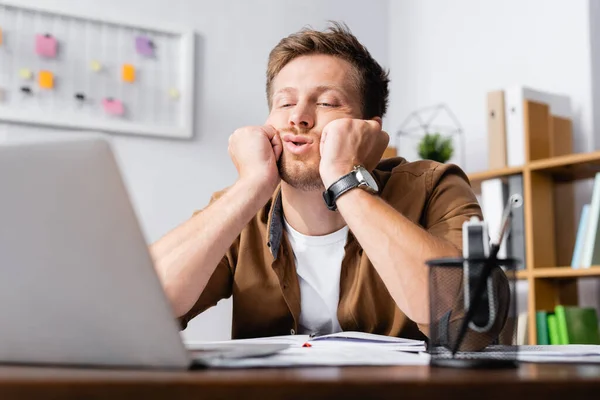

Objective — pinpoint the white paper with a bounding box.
[186,332,426,353]
[199,346,431,369]
[312,331,424,344]
[185,334,311,350]
[452,345,600,364]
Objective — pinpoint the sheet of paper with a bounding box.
[444,344,600,364]
[187,332,426,354]
[197,346,431,369]
[185,334,311,350]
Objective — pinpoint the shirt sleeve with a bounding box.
[423,163,483,251]
[177,190,239,330]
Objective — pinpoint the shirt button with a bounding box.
[290,328,296,335]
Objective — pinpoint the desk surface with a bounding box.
[1,364,599,399]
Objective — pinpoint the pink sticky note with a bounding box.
[102,98,124,116]
[35,34,58,58]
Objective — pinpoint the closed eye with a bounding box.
[280,104,295,108]
[318,103,338,107]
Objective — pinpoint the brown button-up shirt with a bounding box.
[179,157,483,340]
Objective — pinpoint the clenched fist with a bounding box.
[319,118,389,188]
[228,125,283,193]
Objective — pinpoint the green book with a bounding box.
[547,314,560,345]
[554,306,569,345]
[536,311,550,345]
[555,306,600,344]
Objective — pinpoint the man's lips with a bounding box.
[281,133,315,155]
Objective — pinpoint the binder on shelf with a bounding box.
[508,175,526,269]
[480,178,509,258]
[504,86,571,167]
[487,90,507,169]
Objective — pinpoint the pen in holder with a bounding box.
[426,194,523,369]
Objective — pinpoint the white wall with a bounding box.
[0,0,389,341]
[388,0,594,173]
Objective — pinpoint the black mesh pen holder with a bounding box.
[425,256,519,369]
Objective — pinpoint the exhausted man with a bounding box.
[151,23,499,341]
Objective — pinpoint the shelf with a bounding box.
[506,270,529,280]
[528,150,600,181]
[531,266,600,279]
[468,150,600,184]
[467,166,523,184]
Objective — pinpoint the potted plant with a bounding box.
[417,132,454,163]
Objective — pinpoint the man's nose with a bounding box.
[288,102,315,130]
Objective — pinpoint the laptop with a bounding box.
[0,139,287,369]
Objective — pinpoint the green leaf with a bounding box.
[417,132,454,163]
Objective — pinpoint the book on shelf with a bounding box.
[479,177,525,269]
[580,173,600,268]
[516,311,528,345]
[507,175,526,269]
[547,314,560,345]
[536,311,550,345]
[481,179,509,258]
[571,204,591,269]
[554,306,600,345]
[536,306,600,345]
[487,90,507,169]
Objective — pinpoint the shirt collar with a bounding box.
[266,186,284,260]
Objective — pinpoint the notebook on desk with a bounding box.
[187,331,426,353]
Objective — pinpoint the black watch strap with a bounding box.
[322,173,361,211]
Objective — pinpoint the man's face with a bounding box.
[266,54,362,191]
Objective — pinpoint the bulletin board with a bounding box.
[0,2,195,139]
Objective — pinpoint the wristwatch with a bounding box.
[322,165,379,211]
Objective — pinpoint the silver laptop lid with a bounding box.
[0,139,190,369]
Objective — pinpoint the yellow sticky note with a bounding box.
[168,88,180,99]
[0,27,3,46]
[90,60,102,72]
[122,64,135,83]
[19,68,33,80]
[39,70,54,89]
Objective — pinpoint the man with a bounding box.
[151,23,493,341]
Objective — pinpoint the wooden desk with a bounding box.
[0,364,599,399]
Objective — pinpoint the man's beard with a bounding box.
[277,127,324,191]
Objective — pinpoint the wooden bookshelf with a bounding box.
[531,266,600,279]
[469,99,600,345]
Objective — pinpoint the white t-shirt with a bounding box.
[283,218,349,335]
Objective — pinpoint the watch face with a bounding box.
[356,166,379,192]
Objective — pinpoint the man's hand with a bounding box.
[228,125,282,194]
[319,118,389,188]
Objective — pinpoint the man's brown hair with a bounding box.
[266,22,390,119]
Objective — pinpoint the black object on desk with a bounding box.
[426,195,523,369]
